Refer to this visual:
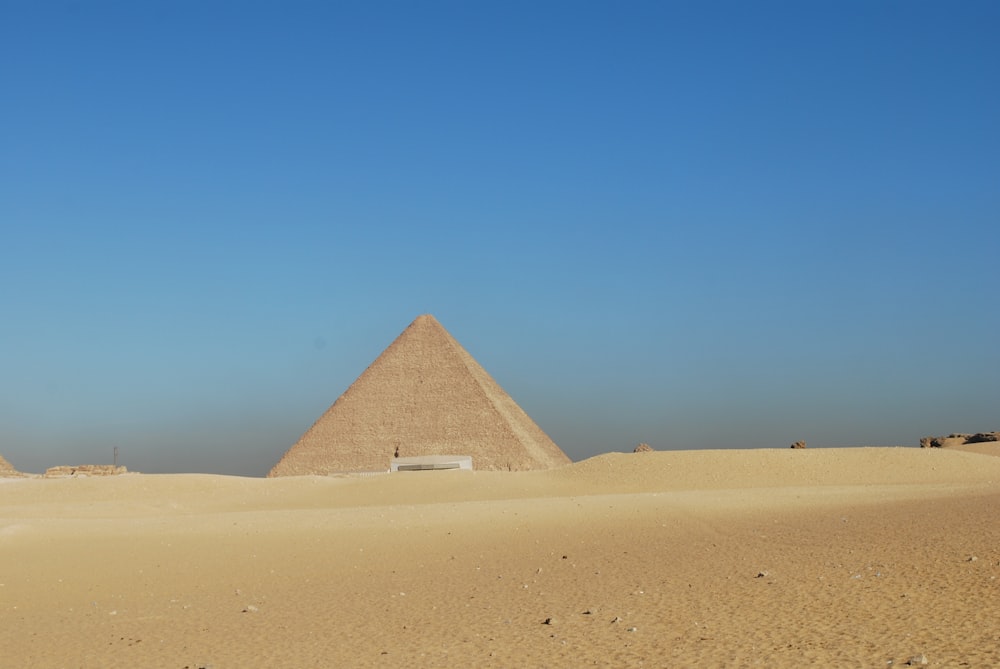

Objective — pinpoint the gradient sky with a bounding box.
[2,1,997,476]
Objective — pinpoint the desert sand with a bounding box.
[2,447,999,668]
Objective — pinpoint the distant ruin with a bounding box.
[44,465,128,478]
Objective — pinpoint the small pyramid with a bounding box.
[269,315,570,475]
[0,453,21,477]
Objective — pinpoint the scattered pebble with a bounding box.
[611,616,622,624]
[542,617,555,625]
[242,605,258,613]
[906,654,928,666]
[756,571,769,578]
[627,627,637,632]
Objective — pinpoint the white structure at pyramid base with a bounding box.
[390,455,473,472]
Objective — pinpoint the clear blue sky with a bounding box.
[2,1,997,476]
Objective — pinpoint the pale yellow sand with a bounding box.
[2,448,999,667]
[948,440,1000,458]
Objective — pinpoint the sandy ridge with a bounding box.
[3,447,1000,668]
[4,447,997,515]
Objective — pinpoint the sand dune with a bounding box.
[2,447,999,667]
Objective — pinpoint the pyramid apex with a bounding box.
[406,314,448,334]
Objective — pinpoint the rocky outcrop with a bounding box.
[44,465,128,477]
[790,441,807,449]
[920,432,999,448]
[633,443,654,453]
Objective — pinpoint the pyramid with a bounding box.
[0,453,21,477]
[269,314,570,476]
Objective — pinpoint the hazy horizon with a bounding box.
[2,1,997,476]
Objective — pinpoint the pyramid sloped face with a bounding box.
[269,315,570,476]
